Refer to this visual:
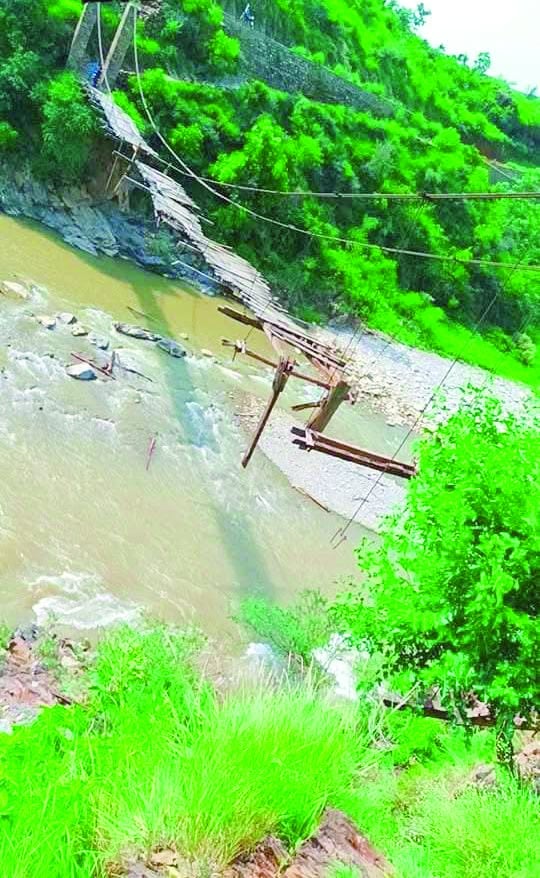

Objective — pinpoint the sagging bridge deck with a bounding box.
[87,85,415,482]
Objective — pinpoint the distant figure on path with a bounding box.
[240,3,255,27]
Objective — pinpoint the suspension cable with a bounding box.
[130,18,540,276]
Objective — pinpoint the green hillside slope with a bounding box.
[1,0,539,383]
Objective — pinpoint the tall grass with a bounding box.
[0,625,364,877]
[0,626,537,878]
[336,716,540,878]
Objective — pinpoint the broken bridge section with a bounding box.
[84,83,415,482]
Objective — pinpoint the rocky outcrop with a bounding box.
[67,362,98,380]
[0,162,219,293]
[157,337,187,358]
[114,322,162,342]
[121,810,393,878]
[0,280,30,300]
[226,811,393,878]
[0,631,75,733]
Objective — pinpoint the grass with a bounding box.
[336,715,540,878]
[0,624,364,877]
[0,624,537,877]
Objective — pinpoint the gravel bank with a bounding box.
[234,329,534,533]
[333,327,533,428]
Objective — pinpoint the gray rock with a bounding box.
[36,314,56,330]
[114,322,161,342]
[1,280,29,300]
[157,337,186,358]
[88,333,109,350]
[57,312,77,325]
[66,363,97,381]
[71,324,89,337]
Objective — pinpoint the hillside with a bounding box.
[0,0,540,383]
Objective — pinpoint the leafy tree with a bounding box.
[40,72,96,181]
[473,51,491,75]
[334,392,540,739]
[0,121,18,150]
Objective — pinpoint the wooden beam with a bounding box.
[291,401,321,413]
[242,359,294,467]
[218,306,347,371]
[221,339,330,390]
[307,380,350,432]
[291,427,416,479]
[219,305,262,329]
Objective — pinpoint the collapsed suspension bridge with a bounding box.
[88,76,409,479]
[67,0,536,488]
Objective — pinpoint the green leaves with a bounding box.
[337,392,540,728]
[40,72,96,182]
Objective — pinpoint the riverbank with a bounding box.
[0,160,218,293]
[0,165,534,537]
[0,621,537,878]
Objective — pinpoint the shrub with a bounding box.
[335,392,540,734]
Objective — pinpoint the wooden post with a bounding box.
[98,1,139,89]
[66,3,98,73]
[242,358,293,468]
[307,379,350,433]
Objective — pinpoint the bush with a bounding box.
[0,625,364,875]
[334,392,540,733]
[234,590,333,664]
[40,72,96,182]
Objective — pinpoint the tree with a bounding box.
[40,73,97,182]
[473,51,491,74]
[335,392,540,740]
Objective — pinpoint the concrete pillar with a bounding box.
[98,2,139,89]
[66,3,98,73]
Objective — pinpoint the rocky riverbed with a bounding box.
[1,162,535,536]
[331,325,533,429]
[0,161,219,293]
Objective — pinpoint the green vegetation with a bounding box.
[0,624,364,876]
[0,619,537,878]
[334,391,540,731]
[241,394,540,737]
[0,1,539,382]
[337,719,540,878]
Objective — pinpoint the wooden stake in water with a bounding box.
[145,434,157,471]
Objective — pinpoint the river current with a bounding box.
[0,214,404,635]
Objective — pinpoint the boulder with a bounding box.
[114,322,161,342]
[36,315,56,330]
[72,325,89,337]
[226,811,393,878]
[1,280,29,300]
[283,810,393,878]
[157,338,186,358]
[88,333,110,350]
[66,363,97,381]
[201,348,214,358]
[57,312,77,325]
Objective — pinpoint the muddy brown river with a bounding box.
[0,214,405,635]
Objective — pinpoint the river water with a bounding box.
[0,214,403,636]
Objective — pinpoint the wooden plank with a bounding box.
[242,358,293,467]
[291,427,416,479]
[307,380,350,432]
